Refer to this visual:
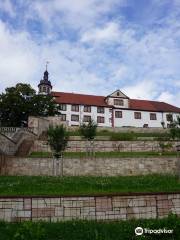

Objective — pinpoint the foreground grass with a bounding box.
[29,151,177,158]
[0,175,179,196]
[0,215,180,240]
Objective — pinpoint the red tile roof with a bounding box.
[51,91,180,113]
[51,91,108,107]
[129,99,180,113]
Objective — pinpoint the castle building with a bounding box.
[38,70,180,128]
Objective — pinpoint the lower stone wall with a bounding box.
[2,157,177,176]
[0,193,179,222]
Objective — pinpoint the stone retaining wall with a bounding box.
[31,140,179,153]
[0,193,179,222]
[2,157,177,176]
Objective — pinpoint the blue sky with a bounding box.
[0,0,180,106]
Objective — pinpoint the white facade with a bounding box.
[113,110,180,128]
[59,104,112,127]
[59,105,180,128]
[54,90,180,128]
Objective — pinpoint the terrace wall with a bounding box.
[0,192,179,222]
[2,157,177,176]
[31,140,179,153]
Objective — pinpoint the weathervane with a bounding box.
[46,61,50,71]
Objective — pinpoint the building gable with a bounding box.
[107,90,129,99]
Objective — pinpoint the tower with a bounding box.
[38,65,52,95]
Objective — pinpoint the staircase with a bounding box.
[38,131,48,141]
[15,140,34,157]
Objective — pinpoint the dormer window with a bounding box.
[114,99,124,106]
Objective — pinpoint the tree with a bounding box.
[168,116,180,180]
[47,125,69,176]
[0,83,60,127]
[169,116,180,140]
[79,119,97,157]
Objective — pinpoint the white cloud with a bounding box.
[81,22,120,43]
[0,21,40,92]
[157,91,174,103]
[0,0,180,109]
[122,81,158,100]
[30,0,126,30]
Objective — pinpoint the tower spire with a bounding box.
[38,63,52,95]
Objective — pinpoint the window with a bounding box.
[84,106,91,112]
[71,105,79,112]
[114,99,124,106]
[115,111,122,118]
[97,116,105,123]
[97,107,104,113]
[71,115,79,121]
[134,112,141,119]
[117,92,120,96]
[166,114,173,122]
[43,86,46,92]
[83,115,91,122]
[60,104,67,111]
[61,114,66,121]
[150,113,157,120]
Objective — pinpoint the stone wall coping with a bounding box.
[0,191,179,199]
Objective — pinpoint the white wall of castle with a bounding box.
[59,104,180,128]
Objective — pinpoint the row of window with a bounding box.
[61,114,105,123]
[115,111,173,121]
[61,112,174,122]
[114,111,157,120]
[60,101,124,112]
[60,104,174,122]
[60,104,105,113]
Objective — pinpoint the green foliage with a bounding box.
[47,125,69,158]
[110,132,135,141]
[13,222,45,240]
[79,119,97,141]
[158,142,173,153]
[0,83,60,127]
[0,175,180,196]
[170,116,180,140]
[0,215,180,240]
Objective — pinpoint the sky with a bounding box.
[0,0,180,106]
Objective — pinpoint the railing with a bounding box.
[0,127,36,136]
[0,127,19,133]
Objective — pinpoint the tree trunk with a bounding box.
[177,152,180,180]
[60,153,63,176]
[86,140,90,157]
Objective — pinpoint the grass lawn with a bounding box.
[0,175,180,196]
[29,151,177,158]
[0,215,180,240]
